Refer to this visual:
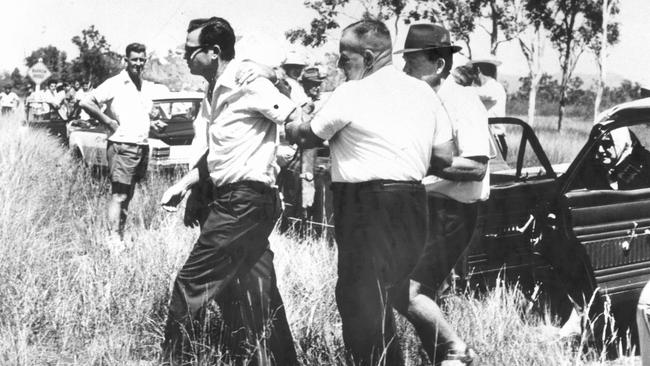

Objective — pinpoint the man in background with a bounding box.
[280,50,313,113]
[80,43,164,241]
[469,57,507,159]
[0,85,20,116]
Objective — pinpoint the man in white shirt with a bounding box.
[398,23,490,365]
[280,50,313,113]
[470,57,508,159]
[80,43,164,239]
[159,17,298,366]
[0,85,20,115]
[286,19,454,366]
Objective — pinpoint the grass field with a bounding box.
[0,114,641,365]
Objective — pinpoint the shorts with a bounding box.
[106,141,149,193]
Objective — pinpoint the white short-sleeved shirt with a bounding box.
[310,65,452,183]
[89,70,155,144]
[475,77,506,118]
[193,61,297,187]
[0,92,19,108]
[422,78,491,203]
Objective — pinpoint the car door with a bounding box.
[467,118,558,292]
[149,99,199,145]
[556,115,650,305]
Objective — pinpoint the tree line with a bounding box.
[4,26,122,95]
[286,0,621,130]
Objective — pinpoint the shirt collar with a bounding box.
[214,60,240,90]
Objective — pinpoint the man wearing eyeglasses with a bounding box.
[80,43,164,242]
[159,17,298,366]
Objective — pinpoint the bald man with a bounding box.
[286,19,454,366]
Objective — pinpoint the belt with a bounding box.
[213,180,273,196]
[332,179,423,192]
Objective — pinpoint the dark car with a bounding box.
[466,101,650,335]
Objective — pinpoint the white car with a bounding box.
[67,91,203,170]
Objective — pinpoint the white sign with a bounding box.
[27,59,52,85]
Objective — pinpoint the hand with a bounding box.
[105,118,119,133]
[160,184,187,212]
[235,61,274,85]
[151,119,168,133]
[183,187,209,228]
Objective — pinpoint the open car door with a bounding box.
[557,104,650,306]
[149,98,200,145]
[468,117,558,292]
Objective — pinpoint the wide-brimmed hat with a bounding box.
[467,55,502,67]
[394,23,462,54]
[281,50,308,67]
[300,67,326,83]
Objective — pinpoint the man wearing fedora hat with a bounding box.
[397,22,490,365]
[286,18,456,366]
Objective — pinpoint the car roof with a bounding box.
[595,97,650,125]
[152,91,203,101]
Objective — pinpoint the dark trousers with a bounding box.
[162,181,297,366]
[413,196,479,293]
[332,180,427,366]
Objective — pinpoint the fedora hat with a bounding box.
[394,23,462,54]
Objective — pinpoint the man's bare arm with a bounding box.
[435,156,488,181]
[160,167,201,212]
[78,96,119,132]
[285,109,324,149]
[428,141,455,176]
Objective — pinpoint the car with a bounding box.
[67,91,203,170]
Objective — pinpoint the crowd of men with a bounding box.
[67,16,509,366]
[21,79,93,120]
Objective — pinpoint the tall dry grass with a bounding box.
[0,113,639,365]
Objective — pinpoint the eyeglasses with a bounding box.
[128,57,147,63]
[185,45,205,60]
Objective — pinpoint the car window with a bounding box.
[569,123,650,191]
[489,123,549,182]
[152,100,200,123]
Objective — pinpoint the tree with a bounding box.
[515,0,553,126]
[286,0,410,47]
[25,45,69,83]
[541,0,603,130]
[9,68,29,94]
[590,0,619,117]
[406,0,478,58]
[68,25,122,86]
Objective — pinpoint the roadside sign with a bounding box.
[27,58,52,87]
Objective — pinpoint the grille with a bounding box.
[151,147,170,160]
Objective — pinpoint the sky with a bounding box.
[1,0,649,85]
